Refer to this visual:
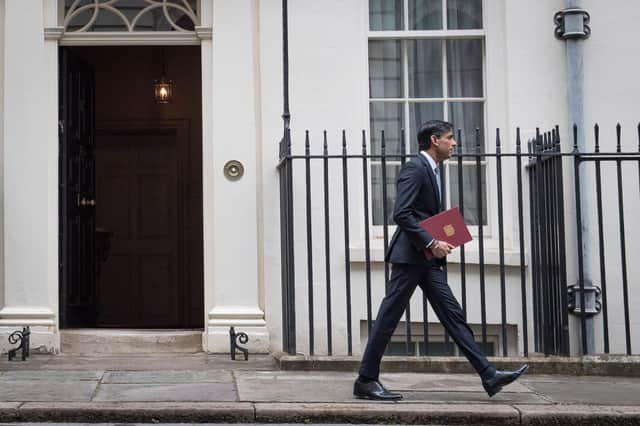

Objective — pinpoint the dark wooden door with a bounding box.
[95,129,182,327]
[59,48,97,328]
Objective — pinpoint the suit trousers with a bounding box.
[358,262,492,381]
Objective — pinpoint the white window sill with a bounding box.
[349,243,527,267]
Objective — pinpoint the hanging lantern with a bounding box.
[153,48,173,104]
[153,74,173,104]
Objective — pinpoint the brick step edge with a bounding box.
[274,353,640,377]
[1,402,640,425]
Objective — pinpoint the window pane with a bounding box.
[448,102,484,153]
[447,39,483,97]
[370,102,405,156]
[369,0,404,31]
[409,102,444,153]
[369,40,403,98]
[372,164,400,226]
[448,164,487,225]
[447,0,482,29]
[409,0,442,30]
[408,39,443,98]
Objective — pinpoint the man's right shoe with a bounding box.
[353,377,403,401]
[482,364,529,397]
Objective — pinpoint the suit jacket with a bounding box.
[385,153,444,265]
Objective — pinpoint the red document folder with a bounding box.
[419,207,472,260]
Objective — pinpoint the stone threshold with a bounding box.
[60,329,204,354]
[274,353,640,377]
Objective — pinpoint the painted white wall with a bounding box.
[0,0,5,312]
[256,0,285,353]
[0,0,635,357]
[261,0,536,357]
[0,0,58,352]
[204,0,269,352]
[579,0,640,355]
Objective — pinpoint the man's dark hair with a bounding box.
[417,120,454,151]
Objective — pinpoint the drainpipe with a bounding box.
[554,1,595,354]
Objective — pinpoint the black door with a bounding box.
[59,48,97,328]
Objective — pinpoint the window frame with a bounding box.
[367,0,490,238]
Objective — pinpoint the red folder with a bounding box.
[419,207,472,260]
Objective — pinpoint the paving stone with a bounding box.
[400,390,549,404]
[380,372,531,393]
[0,380,97,402]
[522,374,640,384]
[0,370,103,381]
[102,370,233,384]
[44,355,212,371]
[523,379,640,405]
[93,383,237,402]
[235,370,353,402]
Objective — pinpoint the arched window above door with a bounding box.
[62,0,199,33]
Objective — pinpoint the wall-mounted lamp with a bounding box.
[153,48,173,104]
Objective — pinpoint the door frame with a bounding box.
[94,119,193,327]
[46,0,213,337]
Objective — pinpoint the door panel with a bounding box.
[59,48,97,328]
[95,129,181,327]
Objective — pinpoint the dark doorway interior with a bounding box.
[59,46,203,329]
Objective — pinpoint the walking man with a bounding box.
[354,120,528,400]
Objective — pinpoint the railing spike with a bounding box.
[362,129,367,154]
[323,130,328,155]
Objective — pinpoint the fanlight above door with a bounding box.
[63,0,199,33]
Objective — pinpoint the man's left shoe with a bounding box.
[482,364,529,397]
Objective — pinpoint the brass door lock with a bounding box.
[77,195,96,207]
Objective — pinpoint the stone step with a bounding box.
[60,329,203,354]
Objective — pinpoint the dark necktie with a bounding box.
[434,166,442,204]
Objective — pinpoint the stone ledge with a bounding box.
[273,353,640,377]
[254,402,519,425]
[0,402,639,425]
[10,402,254,423]
[516,404,640,426]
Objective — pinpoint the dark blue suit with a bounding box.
[359,153,492,381]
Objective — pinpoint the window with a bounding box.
[63,0,198,32]
[368,0,487,226]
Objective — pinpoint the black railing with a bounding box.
[527,127,570,356]
[278,124,640,357]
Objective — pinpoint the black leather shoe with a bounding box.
[353,377,402,400]
[482,364,529,397]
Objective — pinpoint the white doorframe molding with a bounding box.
[9,0,214,354]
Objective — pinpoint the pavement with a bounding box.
[0,353,640,425]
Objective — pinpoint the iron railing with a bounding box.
[277,124,640,357]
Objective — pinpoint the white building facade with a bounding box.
[0,0,638,357]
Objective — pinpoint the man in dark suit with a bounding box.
[354,120,528,400]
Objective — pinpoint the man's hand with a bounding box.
[431,240,455,258]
